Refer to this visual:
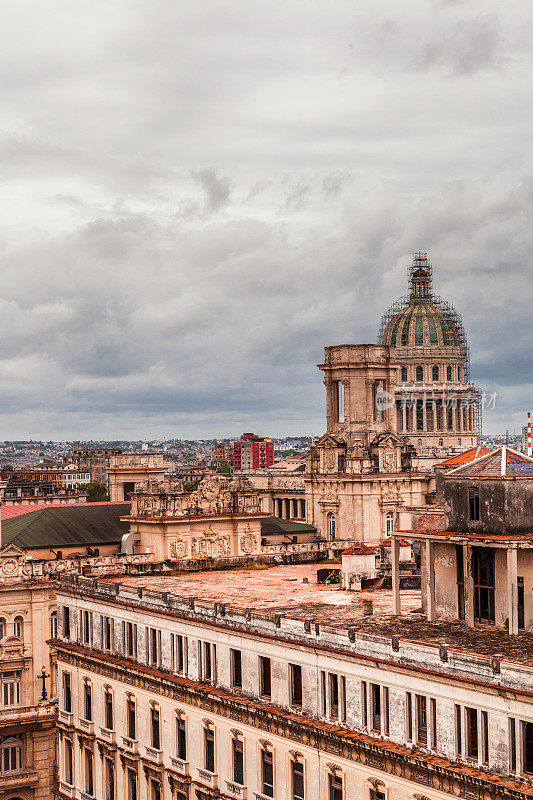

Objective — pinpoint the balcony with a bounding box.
[0,703,56,726]
[197,768,218,788]
[99,726,116,744]
[144,745,163,764]
[58,780,75,797]
[254,793,274,800]
[58,709,73,725]
[0,768,38,790]
[121,736,139,754]
[170,756,189,775]
[226,780,247,798]
[78,717,94,734]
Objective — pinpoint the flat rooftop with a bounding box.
[104,563,533,663]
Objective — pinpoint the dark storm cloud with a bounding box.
[0,0,531,438]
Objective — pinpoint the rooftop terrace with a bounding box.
[100,564,533,664]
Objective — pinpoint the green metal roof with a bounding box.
[261,516,317,535]
[1,503,130,550]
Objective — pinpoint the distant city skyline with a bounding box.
[1,1,532,439]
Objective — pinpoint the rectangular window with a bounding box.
[151,706,160,750]
[105,758,115,800]
[104,690,114,730]
[468,487,480,521]
[102,616,113,651]
[455,704,462,756]
[466,707,478,760]
[231,649,242,689]
[416,694,427,745]
[1,672,21,708]
[320,671,327,715]
[232,738,244,785]
[292,759,305,800]
[362,681,368,729]
[336,381,345,423]
[146,627,160,666]
[330,673,339,719]
[289,664,302,707]
[127,768,137,800]
[406,692,412,742]
[171,634,188,674]
[80,610,91,644]
[204,726,215,773]
[509,718,516,772]
[85,749,94,796]
[383,687,389,736]
[64,739,73,785]
[83,681,92,721]
[431,697,437,749]
[371,683,381,732]
[260,656,271,698]
[63,606,70,638]
[329,772,343,800]
[1,737,22,774]
[481,710,489,764]
[176,715,187,761]
[127,699,136,740]
[123,622,137,658]
[150,779,162,800]
[62,672,71,713]
[261,748,274,797]
[523,721,533,775]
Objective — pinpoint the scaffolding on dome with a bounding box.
[377,253,482,441]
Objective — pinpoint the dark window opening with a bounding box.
[204,726,215,772]
[466,707,478,760]
[231,649,242,689]
[292,759,305,800]
[290,664,302,707]
[260,656,271,698]
[473,548,495,625]
[261,748,274,797]
[233,738,244,785]
[468,487,480,521]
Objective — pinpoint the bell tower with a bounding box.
[318,344,398,438]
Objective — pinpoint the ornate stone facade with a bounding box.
[124,474,264,561]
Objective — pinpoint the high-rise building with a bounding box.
[210,441,233,466]
[233,433,274,470]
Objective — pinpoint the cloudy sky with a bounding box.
[1,0,532,440]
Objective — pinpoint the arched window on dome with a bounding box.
[327,514,336,542]
[439,438,443,447]
[447,365,453,381]
[401,366,408,382]
[432,366,439,382]
[416,365,424,382]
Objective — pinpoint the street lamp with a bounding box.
[37,665,50,701]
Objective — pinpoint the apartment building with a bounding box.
[53,565,533,800]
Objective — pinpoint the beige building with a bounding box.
[53,562,533,800]
[107,454,168,502]
[0,543,57,800]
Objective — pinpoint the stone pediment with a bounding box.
[0,544,27,581]
[315,434,344,449]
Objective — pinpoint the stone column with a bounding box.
[507,546,519,635]
[425,539,436,622]
[392,535,401,615]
